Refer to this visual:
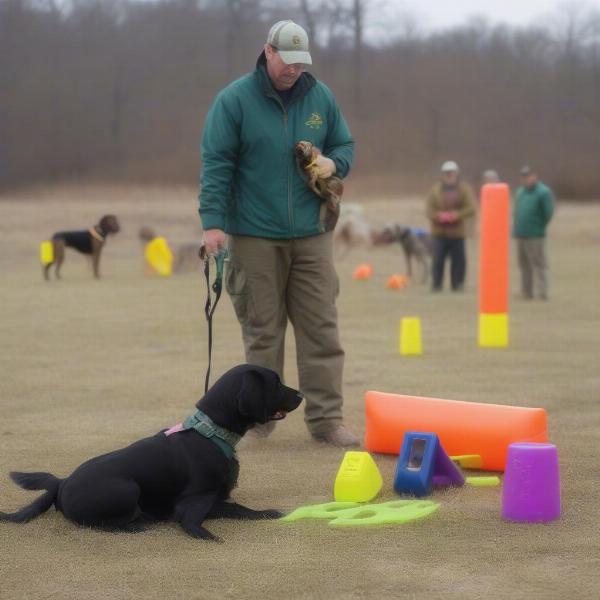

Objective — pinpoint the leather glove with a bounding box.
[314,154,336,178]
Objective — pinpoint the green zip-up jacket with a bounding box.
[199,54,354,239]
[513,181,555,238]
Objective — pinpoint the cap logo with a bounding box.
[292,35,301,46]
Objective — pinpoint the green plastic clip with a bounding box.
[329,500,439,527]
[280,499,439,527]
[279,502,361,522]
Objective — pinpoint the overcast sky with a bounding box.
[366,0,600,38]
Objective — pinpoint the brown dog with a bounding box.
[295,141,344,231]
[44,215,120,280]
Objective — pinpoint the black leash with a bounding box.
[199,246,228,394]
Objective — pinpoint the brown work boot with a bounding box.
[312,425,360,448]
[247,421,276,438]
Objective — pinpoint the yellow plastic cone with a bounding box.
[334,451,383,503]
[400,317,422,355]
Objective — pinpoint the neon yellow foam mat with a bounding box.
[280,500,439,527]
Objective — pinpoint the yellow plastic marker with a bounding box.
[478,314,509,348]
[450,454,483,469]
[400,317,422,356]
[40,241,54,265]
[145,237,174,277]
[465,476,500,487]
[334,451,383,503]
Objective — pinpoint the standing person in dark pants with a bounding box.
[426,161,476,291]
[513,166,555,300]
[199,20,358,447]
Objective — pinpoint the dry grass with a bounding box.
[1,185,599,600]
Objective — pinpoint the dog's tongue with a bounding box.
[271,411,287,421]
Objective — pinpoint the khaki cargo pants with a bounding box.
[226,233,344,434]
[517,238,548,299]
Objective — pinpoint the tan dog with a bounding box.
[295,141,344,231]
[333,204,377,259]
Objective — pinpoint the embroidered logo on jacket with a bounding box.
[305,112,323,129]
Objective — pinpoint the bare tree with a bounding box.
[350,0,364,113]
[2,0,600,196]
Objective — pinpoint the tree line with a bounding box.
[2,0,600,197]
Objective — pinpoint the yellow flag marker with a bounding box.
[40,241,54,265]
[145,237,174,277]
[334,451,383,503]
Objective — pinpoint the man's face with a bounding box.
[264,44,305,91]
[441,170,459,185]
[522,173,538,188]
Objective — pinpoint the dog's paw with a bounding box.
[182,523,223,542]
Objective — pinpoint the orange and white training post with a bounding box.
[479,183,510,347]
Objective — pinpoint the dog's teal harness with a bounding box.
[181,410,241,460]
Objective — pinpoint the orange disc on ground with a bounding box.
[352,264,373,280]
[386,274,407,289]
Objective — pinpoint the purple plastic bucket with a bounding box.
[502,442,561,523]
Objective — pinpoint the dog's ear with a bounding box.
[236,370,266,421]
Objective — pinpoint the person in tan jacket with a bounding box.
[426,161,476,291]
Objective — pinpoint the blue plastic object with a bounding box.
[394,432,465,497]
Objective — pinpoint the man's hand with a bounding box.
[314,154,336,178]
[202,229,227,255]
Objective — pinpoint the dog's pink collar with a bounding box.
[164,423,184,436]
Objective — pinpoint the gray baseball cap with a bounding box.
[441,160,459,172]
[267,20,312,65]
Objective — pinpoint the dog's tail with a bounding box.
[0,471,61,523]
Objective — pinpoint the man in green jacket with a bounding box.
[199,20,358,447]
[426,161,476,291]
[513,166,555,300]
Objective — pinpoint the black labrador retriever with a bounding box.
[0,365,303,541]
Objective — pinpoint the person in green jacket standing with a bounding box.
[513,166,555,300]
[199,20,358,447]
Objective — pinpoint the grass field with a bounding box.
[1,185,599,600]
